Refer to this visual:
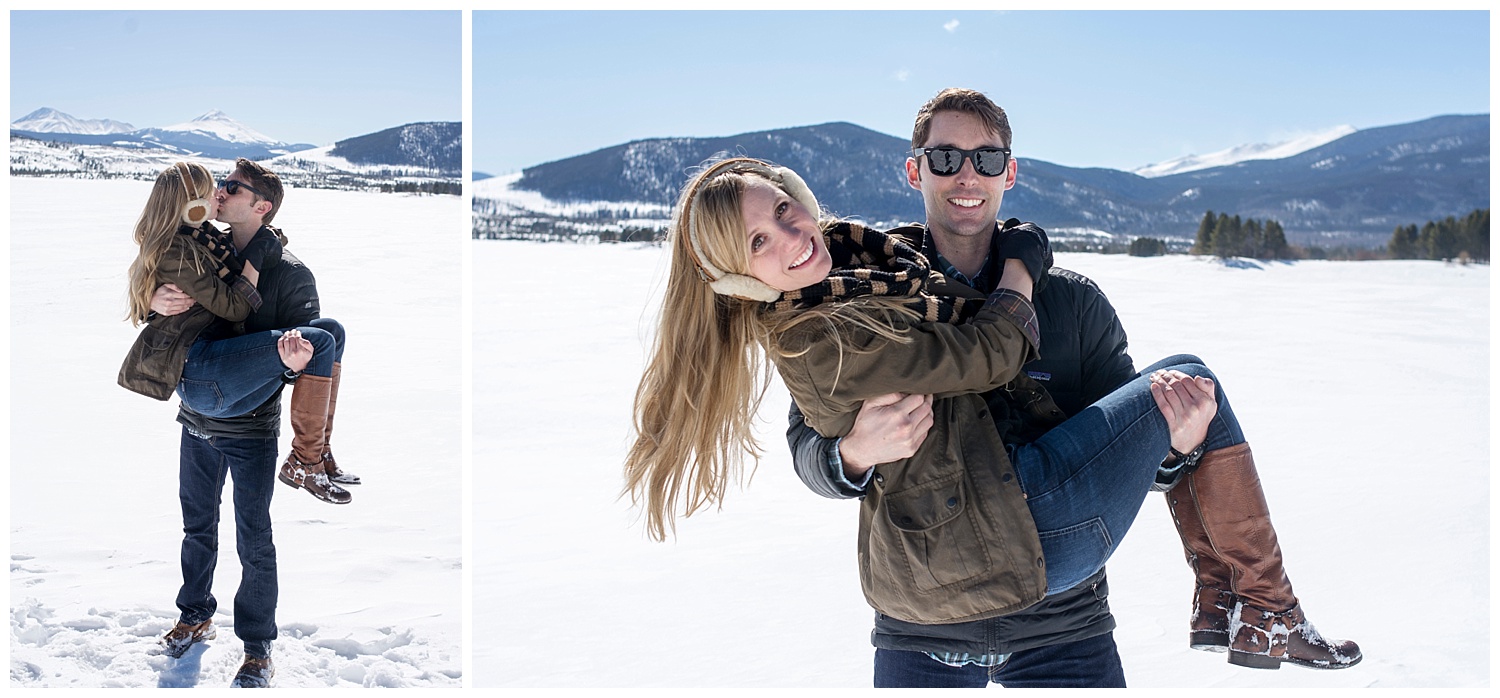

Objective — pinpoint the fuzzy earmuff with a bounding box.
[175,162,213,227]
[685,158,821,303]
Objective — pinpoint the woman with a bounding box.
[625,157,1359,670]
[119,162,351,505]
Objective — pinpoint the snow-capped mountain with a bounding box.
[1132,125,1358,178]
[10,107,134,135]
[152,109,285,147]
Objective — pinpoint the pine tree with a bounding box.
[1263,219,1289,259]
[1388,224,1419,259]
[1192,210,1216,255]
[1243,219,1263,258]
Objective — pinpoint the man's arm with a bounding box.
[1074,275,1135,405]
[788,393,935,499]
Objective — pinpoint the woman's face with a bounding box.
[738,178,831,292]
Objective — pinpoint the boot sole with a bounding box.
[1190,630,1228,652]
[277,472,351,505]
[1228,650,1363,670]
[162,627,216,659]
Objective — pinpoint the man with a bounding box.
[153,158,352,687]
[787,89,1135,687]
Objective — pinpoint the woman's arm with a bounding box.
[154,234,260,322]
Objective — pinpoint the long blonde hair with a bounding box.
[624,159,915,540]
[126,162,217,326]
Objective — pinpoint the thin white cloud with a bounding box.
[944,19,960,33]
[893,69,911,82]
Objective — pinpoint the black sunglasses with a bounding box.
[911,146,1012,177]
[218,179,268,199]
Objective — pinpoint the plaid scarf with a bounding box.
[765,221,979,324]
[179,223,244,281]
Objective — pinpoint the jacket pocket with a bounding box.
[883,473,992,591]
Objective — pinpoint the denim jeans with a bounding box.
[1011,354,1246,595]
[873,631,1127,687]
[176,318,344,418]
[175,427,279,659]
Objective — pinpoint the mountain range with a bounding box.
[499,114,1488,245]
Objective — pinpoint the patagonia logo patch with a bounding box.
[1027,371,1052,381]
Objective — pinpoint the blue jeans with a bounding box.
[176,318,344,418]
[873,632,1127,687]
[175,427,279,659]
[1012,354,1245,595]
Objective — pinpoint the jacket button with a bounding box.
[1002,473,1013,483]
[946,497,958,508]
[900,516,913,526]
[977,408,987,418]
[874,472,884,485]
[1036,557,1045,568]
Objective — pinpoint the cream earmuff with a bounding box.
[175,162,213,227]
[684,158,821,303]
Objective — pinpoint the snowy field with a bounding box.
[10,177,464,687]
[474,239,1489,688]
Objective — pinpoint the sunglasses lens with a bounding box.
[225,181,241,195]
[927,148,963,175]
[974,149,1009,176]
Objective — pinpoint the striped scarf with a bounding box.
[765,221,978,324]
[179,223,244,281]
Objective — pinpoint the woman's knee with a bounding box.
[307,317,345,357]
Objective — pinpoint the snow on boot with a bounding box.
[1229,602,1362,670]
[1167,468,1237,651]
[1188,586,1235,652]
[161,618,215,658]
[278,454,351,505]
[230,655,274,688]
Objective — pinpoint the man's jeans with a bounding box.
[1012,353,1246,595]
[873,632,1127,687]
[177,318,344,418]
[175,427,279,659]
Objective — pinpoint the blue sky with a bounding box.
[10,11,461,146]
[474,10,1488,174]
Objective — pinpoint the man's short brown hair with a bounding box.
[233,158,285,225]
[911,88,1012,150]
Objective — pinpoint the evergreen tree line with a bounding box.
[1387,209,1488,262]
[1190,211,1290,259]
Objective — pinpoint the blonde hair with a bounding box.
[126,163,216,326]
[624,159,916,540]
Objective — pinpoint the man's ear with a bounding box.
[1004,157,1018,191]
[905,157,922,191]
[253,199,273,218]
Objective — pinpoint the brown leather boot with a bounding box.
[161,618,215,658]
[276,373,351,505]
[1174,442,1359,669]
[1167,478,1237,651]
[321,363,360,486]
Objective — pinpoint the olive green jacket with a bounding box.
[772,289,1047,624]
[118,226,261,401]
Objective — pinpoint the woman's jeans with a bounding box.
[176,317,345,418]
[1009,354,1246,595]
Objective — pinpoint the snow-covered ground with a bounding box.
[10,177,465,687]
[473,240,1488,688]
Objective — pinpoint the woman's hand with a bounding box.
[277,329,314,374]
[1149,369,1216,454]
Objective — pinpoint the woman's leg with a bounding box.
[304,319,357,485]
[276,320,351,505]
[1008,354,1240,596]
[178,331,296,418]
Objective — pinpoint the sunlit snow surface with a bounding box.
[10,178,464,687]
[474,240,1488,688]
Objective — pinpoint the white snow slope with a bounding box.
[1133,126,1358,178]
[10,178,464,688]
[474,240,1488,688]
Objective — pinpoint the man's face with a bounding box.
[214,171,270,227]
[906,110,1017,243]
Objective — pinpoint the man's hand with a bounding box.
[150,283,197,316]
[839,392,935,480]
[1149,370,1217,453]
[277,329,314,374]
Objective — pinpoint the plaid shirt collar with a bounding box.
[921,222,1004,293]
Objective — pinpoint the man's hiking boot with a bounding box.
[230,655,274,688]
[161,618,215,658]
